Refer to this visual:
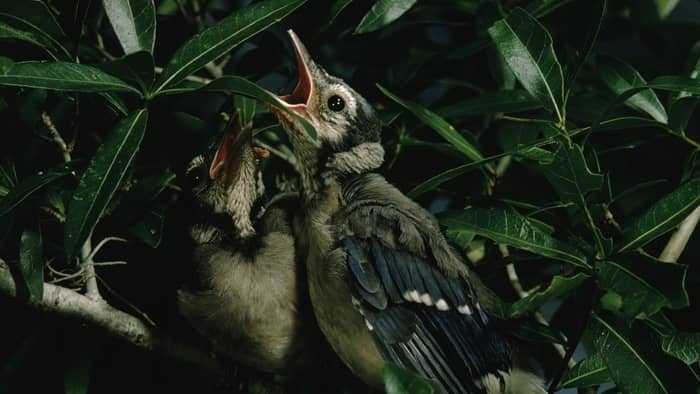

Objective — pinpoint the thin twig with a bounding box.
[659,205,700,263]
[81,237,102,302]
[87,237,128,262]
[154,66,211,85]
[41,111,71,162]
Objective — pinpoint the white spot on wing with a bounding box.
[365,319,373,331]
[435,299,449,311]
[420,293,433,306]
[458,304,473,315]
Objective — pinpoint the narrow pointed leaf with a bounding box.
[0,1,70,59]
[99,51,155,94]
[102,0,156,55]
[507,273,590,317]
[618,178,700,252]
[565,0,605,97]
[378,84,484,162]
[661,332,700,365]
[598,255,688,320]
[440,206,589,268]
[0,166,72,217]
[0,60,141,94]
[559,353,611,389]
[600,57,668,123]
[383,363,433,394]
[354,0,416,34]
[538,142,603,207]
[488,7,565,122]
[329,0,353,24]
[65,110,148,261]
[590,313,699,393]
[153,0,306,94]
[234,95,260,128]
[201,75,316,140]
[669,96,699,134]
[19,214,43,301]
[437,89,542,118]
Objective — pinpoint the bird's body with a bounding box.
[270,30,546,393]
[177,116,313,374]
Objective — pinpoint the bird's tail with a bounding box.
[479,368,547,394]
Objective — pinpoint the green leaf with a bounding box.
[661,332,700,366]
[436,90,542,119]
[538,142,603,207]
[590,313,699,393]
[329,0,353,24]
[354,0,416,34]
[655,0,680,18]
[200,75,317,140]
[65,110,148,261]
[668,96,699,134]
[153,0,306,94]
[383,363,433,394]
[0,60,141,94]
[506,273,590,318]
[128,206,165,248]
[102,0,156,55]
[488,7,565,123]
[598,256,688,320]
[559,352,611,389]
[378,84,484,162]
[510,318,568,345]
[599,57,668,123]
[0,166,72,217]
[618,178,700,252]
[19,214,43,301]
[440,206,589,268]
[0,1,70,59]
[99,51,155,94]
[234,95,260,128]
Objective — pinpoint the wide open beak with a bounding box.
[209,112,268,186]
[271,30,316,120]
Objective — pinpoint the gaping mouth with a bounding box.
[209,113,269,185]
[273,30,315,116]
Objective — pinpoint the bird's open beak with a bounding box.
[271,30,315,120]
[209,113,268,185]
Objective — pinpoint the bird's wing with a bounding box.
[339,201,512,394]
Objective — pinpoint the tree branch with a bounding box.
[659,205,700,263]
[0,261,221,373]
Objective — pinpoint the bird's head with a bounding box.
[270,30,384,193]
[185,112,268,241]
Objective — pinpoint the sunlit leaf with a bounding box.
[0,59,141,95]
[65,110,149,261]
[378,84,484,162]
[0,1,70,59]
[102,0,156,55]
[618,178,700,252]
[153,0,306,94]
[200,75,317,140]
[437,90,542,119]
[598,255,688,320]
[441,206,589,268]
[488,7,565,123]
[599,57,668,123]
[559,353,611,389]
[19,214,43,301]
[661,332,700,366]
[590,313,698,393]
[354,0,416,34]
[506,273,590,318]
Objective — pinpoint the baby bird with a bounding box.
[177,112,312,375]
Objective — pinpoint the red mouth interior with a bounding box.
[209,124,239,180]
[279,42,312,107]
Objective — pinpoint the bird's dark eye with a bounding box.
[327,95,345,112]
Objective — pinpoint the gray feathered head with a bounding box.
[185,113,268,240]
[270,31,384,181]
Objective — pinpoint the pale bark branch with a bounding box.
[0,261,221,373]
[659,205,700,263]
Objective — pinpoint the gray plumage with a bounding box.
[177,116,313,374]
[269,30,546,393]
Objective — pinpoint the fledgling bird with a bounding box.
[268,30,546,394]
[177,113,313,375]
